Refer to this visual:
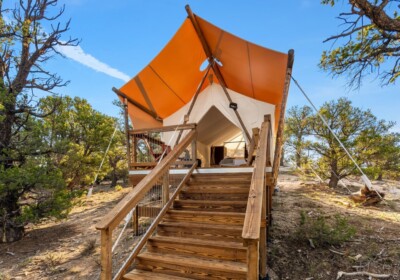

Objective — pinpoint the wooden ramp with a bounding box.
[124,173,251,280]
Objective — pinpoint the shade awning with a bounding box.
[119,13,290,130]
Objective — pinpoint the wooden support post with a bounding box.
[246,128,260,166]
[133,206,139,236]
[264,115,272,167]
[259,174,267,278]
[191,138,197,162]
[272,50,294,185]
[124,98,131,170]
[100,229,112,280]
[162,172,169,206]
[266,175,274,227]
[185,5,251,143]
[132,135,137,166]
[245,239,259,280]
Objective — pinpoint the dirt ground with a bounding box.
[269,173,400,280]
[0,174,399,280]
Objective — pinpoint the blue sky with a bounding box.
[38,0,399,130]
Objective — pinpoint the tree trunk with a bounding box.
[0,191,24,243]
[328,173,339,188]
[295,149,301,168]
[328,159,339,188]
[110,169,117,187]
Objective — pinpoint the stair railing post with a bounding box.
[100,228,112,280]
[162,171,170,206]
[245,239,259,280]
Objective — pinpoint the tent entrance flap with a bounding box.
[196,106,242,167]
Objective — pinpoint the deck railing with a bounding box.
[242,115,272,279]
[129,123,197,169]
[96,129,198,280]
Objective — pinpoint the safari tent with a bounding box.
[97,5,294,280]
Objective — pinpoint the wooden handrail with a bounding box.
[242,118,271,280]
[113,162,197,280]
[95,129,197,231]
[242,120,270,240]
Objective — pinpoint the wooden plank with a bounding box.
[113,162,197,280]
[164,210,245,225]
[242,120,270,240]
[96,130,197,231]
[100,229,112,280]
[147,236,247,263]
[123,269,191,280]
[272,49,294,185]
[157,221,243,243]
[135,252,247,278]
[130,123,196,135]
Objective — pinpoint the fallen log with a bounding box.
[349,186,385,206]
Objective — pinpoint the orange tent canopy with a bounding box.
[118,12,290,130]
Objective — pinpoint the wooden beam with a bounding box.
[185,5,251,142]
[174,64,211,145]
[134,76,157,115]
[123,98,131,169]
[112,87,162,122]
[272,49,294,185]
[130,123,196,134]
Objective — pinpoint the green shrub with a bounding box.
[114,185,123,191]
[297,211,356,247]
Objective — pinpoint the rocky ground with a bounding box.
[0,174,399,280]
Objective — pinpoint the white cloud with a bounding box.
[56,44,131,83]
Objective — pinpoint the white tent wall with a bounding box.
[162,84,276,166]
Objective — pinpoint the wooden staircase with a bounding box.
[123,173,252,280]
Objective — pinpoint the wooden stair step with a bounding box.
[182,186,250,193]
[179,191,249,201]
[136,252,247,280]
[123,269,192,280]
[164,210,245,225]
[157,221,243,242]
[190,173,252,180]
[173,200,247,212]
[186,181,251,187]
[147,236,247,262]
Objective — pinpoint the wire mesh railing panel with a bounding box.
[130,127,195,170]
[97,128,197,280]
